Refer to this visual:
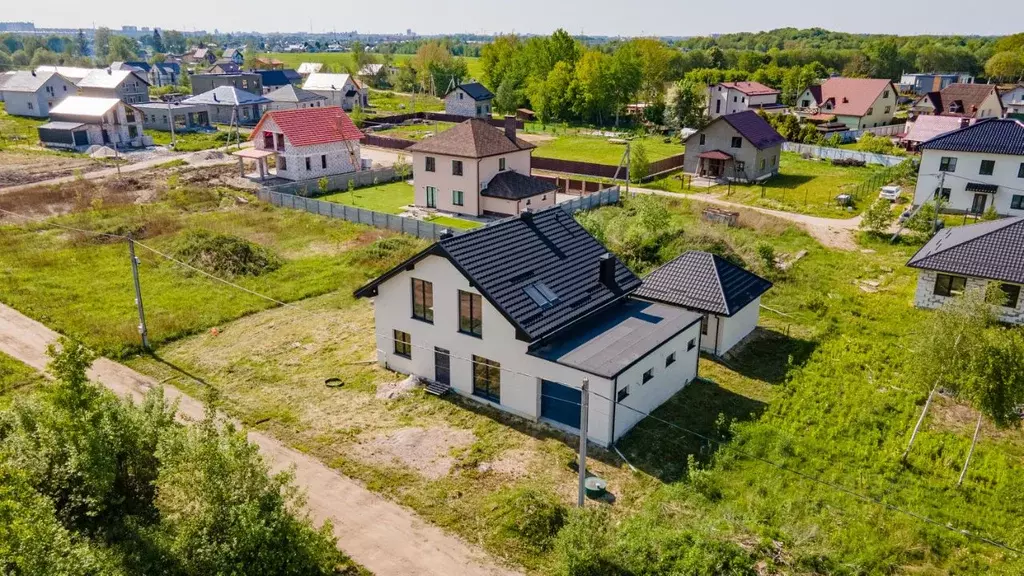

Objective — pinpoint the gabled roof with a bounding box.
[265,84,327,104]
[633,251,772,316]
[302,73,355,91]
[34,66,92,82]
[49,96,122,118]
[907,217,1024,284]
[924,83,1003,118]
[114,61,152,73]
[719,81,779,96]
[182,86,271,106]
[358,63,388,75]
[903,115,972,144]
[257,69,302,86]
[251,106,362,146]
[481,171,558,200]
[297,62,323,74]
[209,62,241,74]
[354,206,642,341]
[920,118,1024,156]
[0,70,67,93]
[78,68,150,89]
[406,118,534,158]
[222,48,240,59]
[719,110,785,149]
[154,62,181,74]
[449,82,494,101]
[808,77,893,117]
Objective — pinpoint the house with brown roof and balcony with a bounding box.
[795,77,898,129]
[911,83,1004,120]
[406,117,557,217]
[682,110,784,182]
[707,81,785,119]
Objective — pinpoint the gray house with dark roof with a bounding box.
[354,206,704,446]
[683,110,784,181]
[444,82,494,118]
[634,251,772,355]
[907,217,1024,323]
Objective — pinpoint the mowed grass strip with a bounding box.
[0,351,43,406]
[531,134,682,164]
[321,180,414,214]
[648,151,891,218]
[0,190,425,357]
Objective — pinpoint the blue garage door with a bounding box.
[541,380,581,429]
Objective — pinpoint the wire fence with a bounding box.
[783,142,907,167]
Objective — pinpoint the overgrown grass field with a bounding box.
[0,352,42,406]
[366,89,445,114]
[145,128,234,151]
[370,121,456,140]
[648,152,901,218]
[532,134,682,165]
[259,52,483,80]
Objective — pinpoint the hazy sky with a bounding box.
[8,0,1023,36]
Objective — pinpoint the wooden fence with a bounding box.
[363,112,524,129]
[533,152,686,180]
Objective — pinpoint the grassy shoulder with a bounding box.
[0,351,43,406]
[647,152,897,218]
[531,133,682,164]
[145,128,234,151]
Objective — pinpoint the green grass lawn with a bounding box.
[0,103,46,147]
[146,128,234,151]
[371,121,456,140]
[320,180,414,214]
[0,351,42,406]
[647,152,899,218]
[367,89,445,115]
[425,215,482,230]
[259,52,482,81]
[532,134,682,165]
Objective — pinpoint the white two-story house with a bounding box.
[406,117,557,217]
[354,207,705,446]
[707,81,784,119]
[77,68,151,105]
[795,77,897,129]
[907,217,1024,325]
[249,106,363,181]
[913,119,1024,215]
[0,70,76,117]
[37,96,147,150]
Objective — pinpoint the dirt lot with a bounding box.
[0,151,108,187]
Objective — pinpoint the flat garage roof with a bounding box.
[528,299,701,379]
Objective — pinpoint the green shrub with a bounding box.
[485,487,567,554]
[981,206,1000,221]
[859,198,896,234]
[171,229,282,278]
[755,242,776,270]
[553,507,620,576]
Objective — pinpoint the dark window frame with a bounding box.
[452,190,464,206]
[642,369,653,384]
[411,278,434,323]
[472,355,501,403]
[731,136,742,148]
[996,283,1021,308]
[699,133,706,145]
[1018,163,1024,178]
[393,329,412,358]
[934,273,967,297]
[617,386,629,402]
[458,290,483,337]
[700,315,709,335]
[687,338,696,351]
[498,157,506,171]
[935,187,951,200]
[1011,195,1024,210]
[980,159,995,176]
[305,156,311,171]
[666,352,676,366]
[425,156,435,172]
[321,154,327,169]
[939,156,957,172]
[452,160,463,176]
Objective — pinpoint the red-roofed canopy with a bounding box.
[698,150,733,160]
[251,106,363,147]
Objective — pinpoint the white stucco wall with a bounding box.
[913,149,1024,215]
[914,270,1024,324]
[707,86,779,119]
[370,254,620,445]
[2,75,75,117]
[479,149,531,186]
[412,151,481,216]
[478,190,555,216]
[718,297,761,354]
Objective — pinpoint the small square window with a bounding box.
[393,330,412,358]
[687,339,696,351]
[884,106,891,114]
[617,386,629,401]
[980,160,995,176]
[666,352,676,366]
[642,369,653,384]
[452,190,464,206]
[939,157,957,172]
[935,187,951,200]
[731,136,742,148]
[866,107,873,115]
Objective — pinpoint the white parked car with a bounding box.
[879,185,902,201]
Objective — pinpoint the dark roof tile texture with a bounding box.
[406,118,534,158]
[920,118,1024,156]
[481,171,558,200]
[454,82,494,101]
[633,251,772,316]
[719,110,785,150]
[906,217,1024,284]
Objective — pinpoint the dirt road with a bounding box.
[630,186,861,250]
[0,303,520,576]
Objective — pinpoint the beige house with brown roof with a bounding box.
[795,77,897,129]
[406,117,557,217]
[911,83,1004,119]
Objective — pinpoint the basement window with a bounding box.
[524,281,560,309]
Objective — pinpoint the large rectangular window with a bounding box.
[425,156,435,172]
[459,290,483,337]
[393,330,411,358]
[1018,163,1024,178]
[452,190,464,206]
[980,160,995,176]
[472,355,500,402]
[411,278,433,323]
[934,273,967,297]
[996,283,1022,308]
[1012,195,1024,210]
[939,157,957,172]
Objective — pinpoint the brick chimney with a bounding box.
[504,115,516,141]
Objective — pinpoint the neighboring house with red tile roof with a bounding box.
[683,110,784,181]
[901,115,973,149]
[406,117,556,217]
[707,81,785,119]
[250,106,363,181]
[795,77,898,129]
[911,83,1004,119]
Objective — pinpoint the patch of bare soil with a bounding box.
[375,375,419,400]
[0,151,102,187]
[0,174,150,220]
[517,132,555,143]
[477,448,534,479]
[351,426,476,480]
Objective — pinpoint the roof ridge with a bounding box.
[705,252,730,314]
[908,217,1024,264]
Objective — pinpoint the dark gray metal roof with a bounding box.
[719,110,785,150]
[481,171,558,200]
[633,251,772,316]
[453,82,494,101]
[527,299,701,378]
[354,206,641,341]
[921,118,1024,156]
[906,217,1024,284]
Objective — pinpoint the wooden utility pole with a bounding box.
[577,378,589,508]
[127,235,149,350]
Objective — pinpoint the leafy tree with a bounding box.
[571,50,614,124]
[859,198,896,234]
[629,140,650,183]
[608,43,643,126]
[151,29,163,53]
[107,35,139,63]
[93,27,112,61]
[494,78,521,115]
[667,78,707,130]
[10,49,29,67]
[74,29,88,57]
[162,30,186,54]
[0,51,10,72]
[529,61,574,125]
[984,51,1024,82]
[29,49,60,67]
